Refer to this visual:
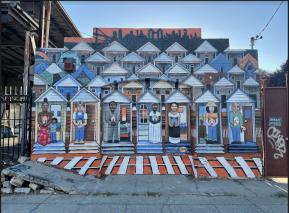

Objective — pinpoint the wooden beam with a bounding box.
[44,1,51,48]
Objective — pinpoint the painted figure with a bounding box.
[50,117,58,143]
[199,119,207,144]
[37,98,53,146]
[149,103,161,143]
[205,102,218,142]
[103,101,120,143]
[73,102,88,144]
[229,103,243,143]
[168,102,181,144]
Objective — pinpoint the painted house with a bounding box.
[121,80,145,103]
[58,50,81,72]
[195,40,218,65]
[136,42,161,63]
[226,89,257,153]
[69,88,100,153]
[166,63,190,81]
[165,42,187,63]
[136,91,162,153]
[39,63,66,85]
[151,80,174,102]
[182,74,205,102]
[101,90,133,154]
[154,52,173,73]
[102,63,128,83]
[42,47,68,64]
[180,53,202,73]
[33,74,49,98]
[224,48,245,66]
[210,53,232,72]
[195,90,224,153]
[227,65,245,89]
[194,64,219,83]
[85,52,111,74]
[71,64,96,86]
[136,63,162,79]
[71,41,95,62]
[243,77,260,108]
[87,75,109,98]
[164,90,191,154]
[54,74,81,100]
[102,40,128,62]
[33,87,67,154]
[121,51,145,75]
[213,77,235,109]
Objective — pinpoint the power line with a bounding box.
[256,1,284,38]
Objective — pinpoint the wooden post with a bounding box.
[44,1,51,48]
[38,0,45,48]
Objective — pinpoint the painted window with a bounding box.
[205,57,209,64]
[140,104,148,123]
[237,81,241,88]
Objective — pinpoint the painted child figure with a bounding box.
[73,102,88,144]
[168,102,181,144]
[205,102,218,143]
[50,117,58,143]
[149,103,161,143]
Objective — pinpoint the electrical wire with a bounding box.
[256,1,284,38]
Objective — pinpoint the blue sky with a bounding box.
[61,1,288,73]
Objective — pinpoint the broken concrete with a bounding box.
[17,156,30,164]
[2,181,11,188]
[10,176,24,187]
[40,189,55,194]
[14,187,31,194]
[29,182,41,191]
[1,187,13,194]
[2,161,101,194]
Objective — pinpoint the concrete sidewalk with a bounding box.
[2,176,288,213]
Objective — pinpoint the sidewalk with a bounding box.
[2,176,288,213]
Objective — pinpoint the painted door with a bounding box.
[242,105,253,141]
[85,103,96,142]
[138,104,149,141]
[119,104,131,142]
[179,105,188,141]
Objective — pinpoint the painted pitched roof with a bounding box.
[182,75,204,87]
[166,42,187,53]
[33,62,50,74]
[136,42,161,53]
[33,74,48,86]
[87,76,108,88]
[138,91,160,103]
[41,47,68,53]
[154,52,173,63]
[214,77,234,87]
[85,52,111,63]
[194,64,218,74]
[102,63,128,75]
[243,77,259,87]
[102,90,130,103]
[195,90,219,103]
[71,88,99,102]
[122,81,144,89]
[227,89,254,103]
[72,64,96,80]
[224,48,245,53]
[165,90,190,103]
[127,73,139,80]
[239,53,259,70]
[71,41,94,52]
[54,74,82,87]
[195,40,218,53]
[209,53,232,72]
[180,54,202,63]
[121,52,145,62]
[46,63,63,74]
[152,80,174,89]
[137,63,162,74]
[167,63,190,75]
[39,70,66,85]
[102,41,128,52]
[228,65,245,74]
[35,87,67,103]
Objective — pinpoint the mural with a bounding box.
[32,33,260,155]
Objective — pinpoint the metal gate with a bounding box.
[0,86,32,164]
[263,87,288,177]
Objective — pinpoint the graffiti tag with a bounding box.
[267,126,287,159]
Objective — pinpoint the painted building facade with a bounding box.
[32,28,261,156]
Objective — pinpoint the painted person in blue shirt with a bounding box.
[229,103,243,143]
[50,117,58,143]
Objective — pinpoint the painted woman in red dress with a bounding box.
[37,98,53,146]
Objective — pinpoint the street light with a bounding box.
[250,35,263,49]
